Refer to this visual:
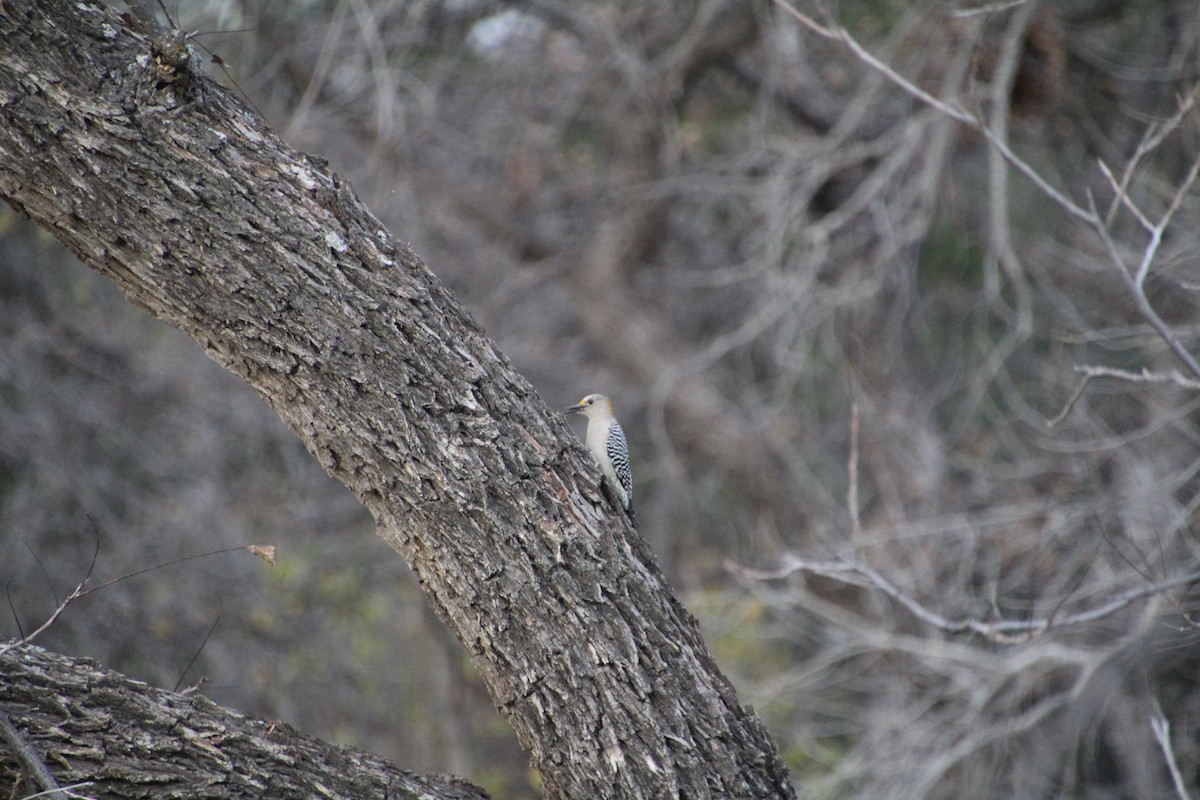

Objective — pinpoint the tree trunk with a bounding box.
[0,644,491,800]
[0,2,795,797]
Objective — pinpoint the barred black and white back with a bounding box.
[605,421,633,513]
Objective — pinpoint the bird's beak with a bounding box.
[564,403,585,414]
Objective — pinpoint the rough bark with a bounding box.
[0,644,490,800]
[0,2,795,798]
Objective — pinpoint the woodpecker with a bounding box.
[565,393,635,524]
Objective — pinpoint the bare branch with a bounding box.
[1104,84,1200,226]
[951,0,1032,18]
[847,401,862,539]
[1088,193,1200,380]
[1097,158,1154,232]
[730,554,1200,643]
[1050,365,1200,425]
[0,523,101,659]
[1151,700,1195,800]
[75,545,262,600]
[1075,364,1200,390]
[0,539,269,660]
[1047,372,1094,427]
[0,582,89,659]
[769,0,1095,224]
[20,783,98,800]
[1132,152,1200,289]
[772,0,1200,381]
[173,616,222,693]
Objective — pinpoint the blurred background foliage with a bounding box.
[3,1,1200,797]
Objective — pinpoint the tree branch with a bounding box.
[1050,365,1200,426]
[730,554,1200,643]
[1151,700,1195,800]
[0,644,489,800]
[770,0,1200,381]
[0,2,794,797]
[0,705,69,800]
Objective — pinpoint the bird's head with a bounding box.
[564,393,613,419]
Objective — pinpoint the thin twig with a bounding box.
[19,784,97,800]
[1076,364,1200,389]
[0,524,101,659]
[174,616,221,693]
[1048,372,1093,427]
[1050,365,1200,426]
[1088,192,1200,380]
[1151,700,1195,800]
[1097,158,1153,232]
[6,578,25,640]
[847,402,862,538]
[1,535,267,660]
[0,581,89,660]
[1104,85,1200,226]
[75,545,254,599]
[951,0,1031,18]
[1133,150,1200,290]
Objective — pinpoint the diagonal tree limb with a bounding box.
[0,705,68,800]
[0,2,794,797]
